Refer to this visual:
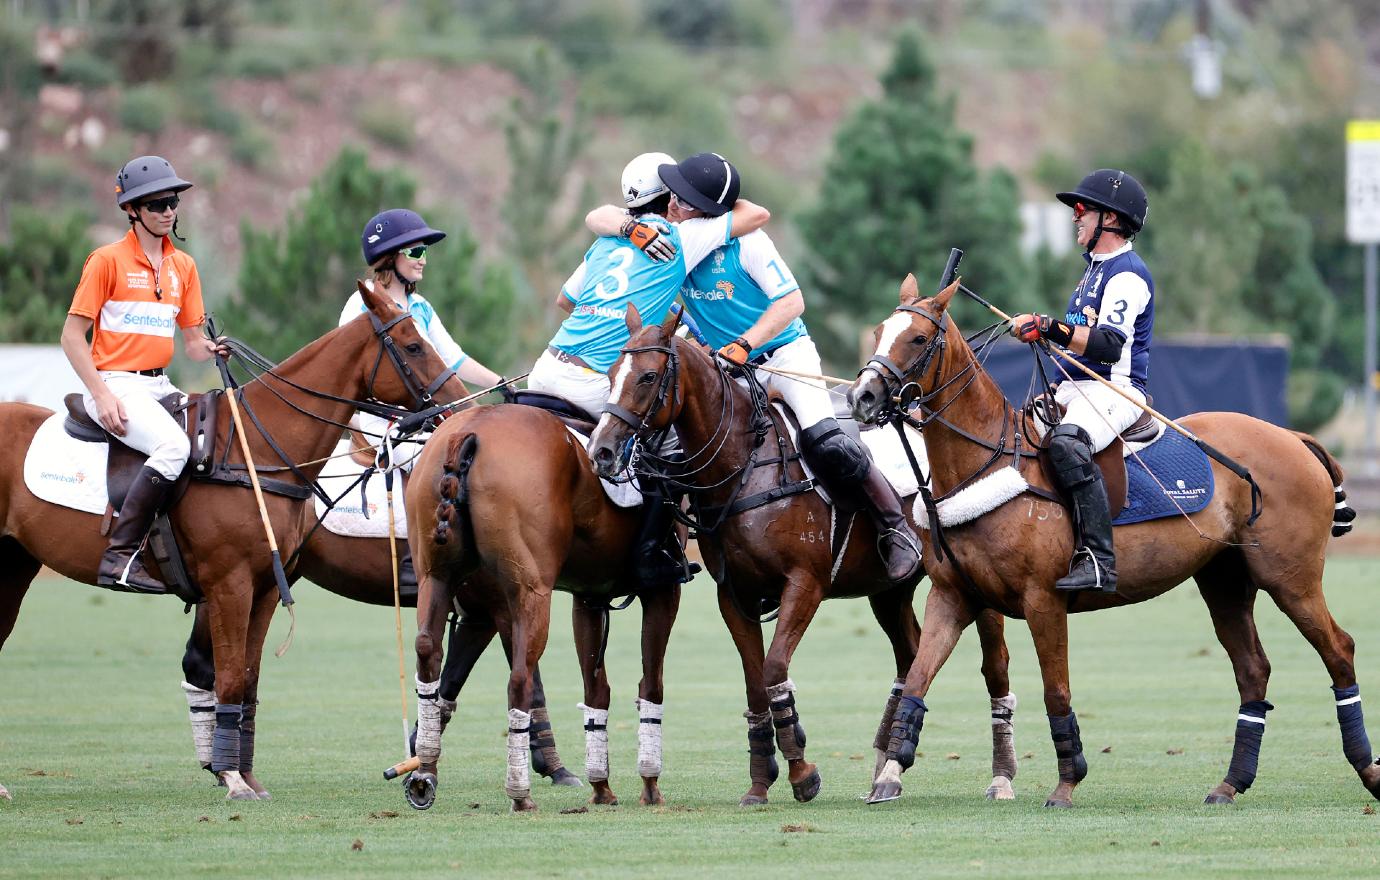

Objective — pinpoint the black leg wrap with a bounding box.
[747,714,780,787]
[873,681,904,753]
[240,702,258,774]
[770,691,807,761]
[885,695,927,770]
[1049,711,1088,784]
[1334,685,1376,771]
[528,707,564,777]
[211,703,243,773]
[1223,699,1272,793]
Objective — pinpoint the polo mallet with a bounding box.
[206,316,296,656]
[381,431,417,781]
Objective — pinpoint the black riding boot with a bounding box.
[1047,424,1117,593]
[801,418,921,586]
[397,551,419,603]
[633,484,700,588]
[97,465,175,594]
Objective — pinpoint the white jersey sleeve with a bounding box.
[561,261,588,303]
[1097,271,1151,337]
[676,212,734,272]
[338,290,366,327]
[736,230,800,300]
[412,294,467,369]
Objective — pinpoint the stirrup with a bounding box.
[877,528,923,582]
[1055,548,1117,594]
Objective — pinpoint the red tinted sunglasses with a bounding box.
[1073,202,1101,220]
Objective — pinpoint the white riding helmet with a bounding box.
[621,151,675,208]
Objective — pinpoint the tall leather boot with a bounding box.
[801,418,921,586]
[632,482,700,589]
[1047,423,1117,593]
[97,465,175,594]
[857,465,923,585]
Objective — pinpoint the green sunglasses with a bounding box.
[397,244,428,260]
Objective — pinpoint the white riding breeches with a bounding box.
[84,371,189,480]
[752,336,835,431]
[527,349,613,419]
[1054,380,1146,453]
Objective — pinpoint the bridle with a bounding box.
[364,309,456,413]
[601,342,682,441]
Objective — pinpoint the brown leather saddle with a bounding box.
[61,390,223,603]
[1031,396,1163,520]
[511,389,599,433]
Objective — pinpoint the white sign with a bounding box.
[1346,120,1380,244]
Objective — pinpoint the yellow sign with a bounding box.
[1348,120,1380,142]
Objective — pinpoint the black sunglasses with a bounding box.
[139,194,180,213]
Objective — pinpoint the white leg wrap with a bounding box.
[181,681,216,768]
[765,678,796,703]
[414,677,443,765]
[580,703,610,782]
[636,699,665,778]
[506,708,532,798]
[988,692,1018,800]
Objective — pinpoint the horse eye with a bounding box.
[637,371,657,385]
[405,342,423,355]
[910,334,928,347]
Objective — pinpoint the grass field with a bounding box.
[2,558,1379,879]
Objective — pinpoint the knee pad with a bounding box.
[800,419,870,483]
[1048,423,1096,488]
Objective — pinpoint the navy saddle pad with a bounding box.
[1112,427,1214,526]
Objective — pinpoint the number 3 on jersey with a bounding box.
[595,247,635,300]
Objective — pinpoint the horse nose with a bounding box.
[851,387,876,421]
[590,443,613,474]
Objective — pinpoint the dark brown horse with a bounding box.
[406,403,679,812]
[0,284,464,802]
[586,306,1019,806]
[850,275,1378,807]
[178,495,579,794]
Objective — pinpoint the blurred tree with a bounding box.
[224,147,521,370]
[0,211,96,343]
[797,29,1024,367]
[0,18,44,234]
[646,0,778,50]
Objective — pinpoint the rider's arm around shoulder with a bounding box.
[728,199,769,239]
[585,205,630,238]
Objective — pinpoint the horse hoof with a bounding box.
[791,769,822,803]
[0,783,11,801]
[739,794,769,806]
[1360,762,1380,800]
[226,789,259,801]
[1203,794,1235,805]
[511,797,538,812]
[985,776,1016,800]
[1043,798,1073,809]
[548,768,583,787]
[588,793,619,806]
[404,771,437,811]
[639,790,666,806]
[865,781,902,804]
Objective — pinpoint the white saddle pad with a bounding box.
[23,414,110,515]
[316,438,408,538]
[566,427,642,508]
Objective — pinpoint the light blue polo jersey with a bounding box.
[549,212,732,373]
[339,285,468,370]
[680,229,804,352]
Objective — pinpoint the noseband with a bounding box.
[602,343,681,436]
[862,303,949,412]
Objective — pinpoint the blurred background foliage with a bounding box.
[0,0,1376,432]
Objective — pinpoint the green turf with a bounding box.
[2,558,1379,879]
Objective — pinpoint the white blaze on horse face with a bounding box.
[876,312,912,362]
[593,356,636,441]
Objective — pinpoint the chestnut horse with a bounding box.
[406,403,679,812]
[586,306,1018,806]
[851,275,1377,807]
[0,284,464,802]
[177,505,579,793]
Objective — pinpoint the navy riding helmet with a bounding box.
[361,209,446,265]
[1056,169,1149,234]
[658,152,741,217]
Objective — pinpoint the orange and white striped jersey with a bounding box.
[68,229,205,371]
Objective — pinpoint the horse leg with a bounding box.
[865,586,921,784]
[635,583,681,806]
[572,599,616,806]
[529,665,579,785]
[867,583,976,804]
[204,575,258,801]
[1262,570,1380,799]
[975,608,1018,800]
[180,604,219,780]
[1026,600,1085,809]
[713,584,774,806]
[0,537,41,801]
[504,587,550,812]
[235,587,279,800]
[1195,558,1273,806]
[483,618,578,786]
[407,571,453,811]
[761,578,825,803]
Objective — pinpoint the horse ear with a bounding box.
[899,273,920,303]
[358,280,395,314]
[660,305,683,335]
[625,303,643,334]
[934,276,960,310]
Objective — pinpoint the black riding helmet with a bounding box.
[658,152,740,217]
[1056,169,1148,234]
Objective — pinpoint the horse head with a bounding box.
[849,273,960,425]
[349,280,469,412]
[588,304,687,479]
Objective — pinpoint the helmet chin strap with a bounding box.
[128,210,186,243]
[391,263,417,295]
[1085,213,1127,254]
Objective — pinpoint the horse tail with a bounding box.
[1292,431,1357,538]
[433,432,478,547]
